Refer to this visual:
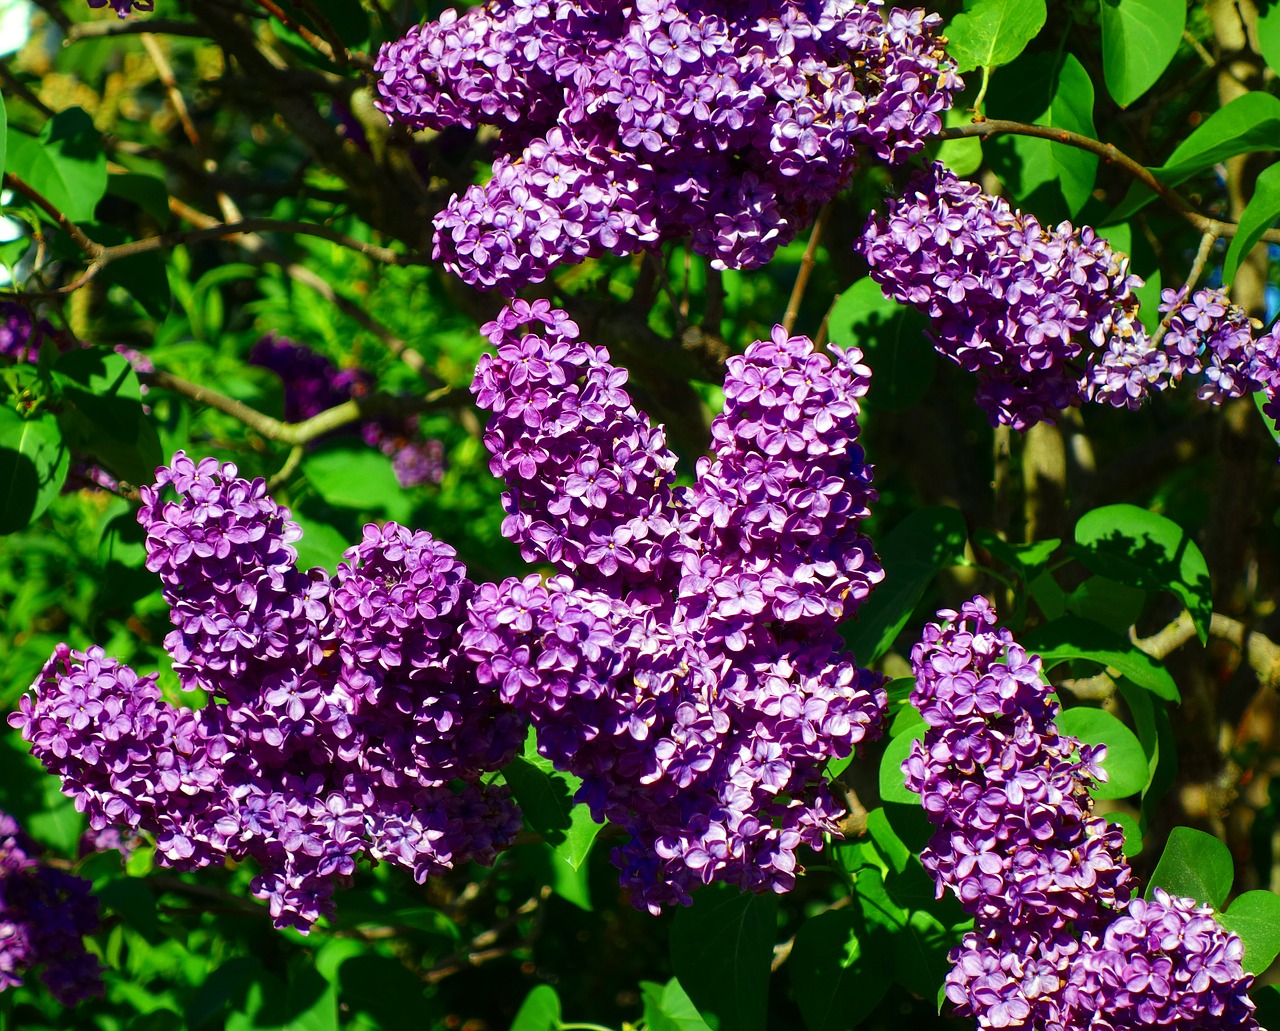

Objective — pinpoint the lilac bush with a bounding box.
[906,597,1259,1030]
[374,0,959,292]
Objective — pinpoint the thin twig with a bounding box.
[66,18,211,41]
[3,172,103,260]
[246,0,373,71]
[782,201,832,335]
[144,369,458,446]
[0,59,55,118]
[938,119,1280,244]
[1151,230,1218,349]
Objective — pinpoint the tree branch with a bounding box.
[65,18,212,41]
[782,201,832,335]
[938,119,1280,244]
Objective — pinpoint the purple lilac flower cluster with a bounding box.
[905,597,1259,1029]
[10,454,523,931]
[249,334,447,488]
[374,1,959,292]
[861,164,1280,429]
[462,300,886,910]
[0,810,102,1006]
[0,302,60,364]
[861,164,1150,429]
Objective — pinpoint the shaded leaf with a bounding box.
[841,506,967,665]
[826,278,933,412]
[0,408,68,534]
[789,908,888,1031]
[1022,616,1180,702]
[671,886,777,1031]
[1074,504,1212,643]
[6,107,107,223]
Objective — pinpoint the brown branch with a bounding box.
[1136,611,1280,687]
[247,0,373,71]
[1151,230,1219,349]
[782,201,832,335]
[938,119,1280,244]
[3,172,103,260]
[144,369,458,446]
[65,18,211,41]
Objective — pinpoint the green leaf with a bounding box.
[825,278,933,412]
[1219,891,1280,975]
[789,908,888,1031]
[1021,616,1180,702]
[1074,503,1212,644]
[1057,706,1151,800]
[509,985,561,1031]
[1099,0,1186,108]
[105,172,171,228]
[671,886,778,1031]
[54,348,162,487]
[0,91,7,180]
[945,0,1046,73]
[1064,576,1147,632]
[1255,391,1280,446]
[1224,163,1280,285]
[987,52,1098,217]
[933,105,983,177]
[841,506,967,665]
[302,441,412,522]
[878,726,924,805]
[290,510,353,575]
[336,955,429,1031]
[0,408,69,534]
[103,249,172,320]
[974,530,1060,579]
[6,107,108,223]
[1148,826,1234,910]
[641,979,714,1031]
[855,866,957,1001]
[1260,1,1280,76]
[502,755,601,870]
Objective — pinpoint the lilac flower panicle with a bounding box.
[0,810,102,1006]
[862,164,1280,428]
[464,302,886,910]
[907,598,1258,1029]
[861,164,1151,429]
[376,0,960,292]
[11,453,522,932]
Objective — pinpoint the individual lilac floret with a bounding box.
[906,598,1259,1030]
[11,453,522,932]
[862,164,1150,429]
[465,304,886,910]
[377,0,960,292]
[0,810,102,1006]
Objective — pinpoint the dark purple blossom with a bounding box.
[0,810,102,1006]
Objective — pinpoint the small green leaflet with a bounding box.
[5,107,108,223]
[0,408,69,534]
[945,0,1046,73]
